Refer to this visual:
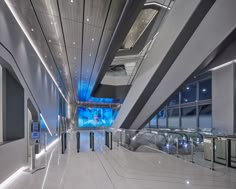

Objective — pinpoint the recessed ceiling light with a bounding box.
[31,28,34,32]
[73,41,76,45]
[51,21,53,25]
[86,18,89,22]
[70,0,74,3]
[48,39,52,43]
[91,38,94,41]
[45,55,47,58]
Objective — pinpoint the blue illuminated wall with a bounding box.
[78,107,118,127]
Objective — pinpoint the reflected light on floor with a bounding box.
[0,166,27,189]
[36,138,59,159]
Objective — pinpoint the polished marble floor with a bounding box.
[4,130,236,189]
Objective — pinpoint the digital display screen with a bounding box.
[78,107,118,127]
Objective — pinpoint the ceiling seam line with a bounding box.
[85,0,113,100]
[56,0,77,104]
[79,0,86,102]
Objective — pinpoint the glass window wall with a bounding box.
[199,79,212,100]
[157,109,167,128]
[199,104,212,129]
[181,83,196,103]
[181,106,197,129]
[168,108,179,128]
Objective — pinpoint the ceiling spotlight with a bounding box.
[48,39,52,43]
[50,21,53,25]
[86,17,89,22]
[202,88,207,92]
[91,38,94,41]
[89,53,92,57]
[45,55,47,58]
[73,41,76,45]
[186,181,190,185]
[70,0,74,3]
[186,87,190,90]
[31,28,34,32]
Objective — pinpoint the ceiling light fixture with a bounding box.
[73,41,76,45]
[89,53,92,57]
[4,0,69,104]
[91,38,94,41]
[70,0,74,3]
[31,28,34,32]
[48,39,52,43]
[86,18,89,22]
[40,113,52,136]
[144,2,171,10]
[45,55,47,58]
[210,60,235,71]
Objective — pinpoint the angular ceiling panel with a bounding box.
[37,13,64,46]
[31,0,59,16]
[59,0,83,22]
[84,0,110,28]
[63,19,82,49]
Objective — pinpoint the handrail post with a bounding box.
[176,138,179,156]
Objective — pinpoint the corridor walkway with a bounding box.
[4,130,236,189]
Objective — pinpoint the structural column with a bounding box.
[212,62,236,135]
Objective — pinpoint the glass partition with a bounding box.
[181,106,197,129]
[168,108,179,128]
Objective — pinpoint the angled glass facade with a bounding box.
[145,76,212,129]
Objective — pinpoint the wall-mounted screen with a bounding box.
[78,107,118,127]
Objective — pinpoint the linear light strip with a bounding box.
[5,0,68,104]
[36,138,59,159]
[41,150,54,189]
[209,60,235,71]
[0,166,27,189]
[144,2,171,10]
[40,113,53,136]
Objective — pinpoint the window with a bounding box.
[199,104,212,129]
[181,106,197,129]
[169,93,179,106]
[150,115,157,128]
[181,83,196,103]
[157,109,167,128]
[199,79,211,100]
[168,108,179,128]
